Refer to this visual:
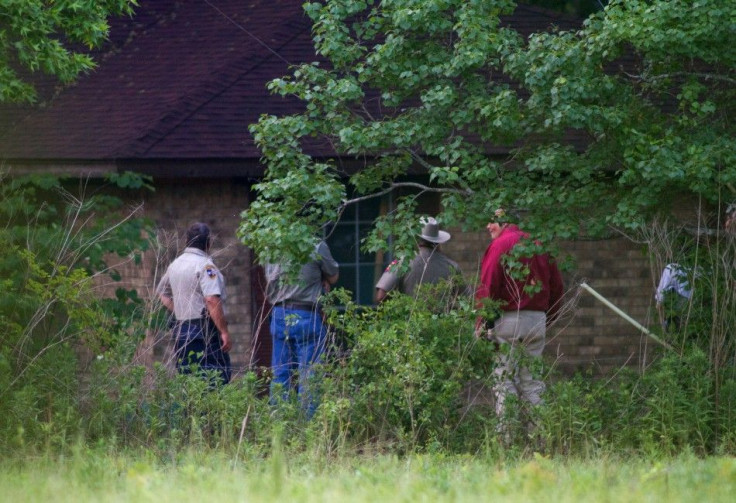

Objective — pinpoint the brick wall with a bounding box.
[558,239,657,374]
[112,179,661,378]
[443,230,659,375]
[109,178,255,377]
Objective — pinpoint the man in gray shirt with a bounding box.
[375,217,462,302]
[265,240,339,417]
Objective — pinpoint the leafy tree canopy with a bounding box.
[0,0,137,103]
[240,0,736,267]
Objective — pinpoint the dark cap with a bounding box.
[186,222,211,250]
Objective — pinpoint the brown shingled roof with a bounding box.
[0,1,582,171]
[0,0,312,162]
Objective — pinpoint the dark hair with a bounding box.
[186,222,211,251]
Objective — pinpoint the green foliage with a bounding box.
[4,448,736,502]
[538,349,736,456]
[13,279,733,457]
[637,219,736,453]
[315,286,499,452]
[87,361,271,453]
[0,172,152,451]
[0,0,137,103]
[242,0,735,266]
[537,374,607,454]
[636,350,714,454]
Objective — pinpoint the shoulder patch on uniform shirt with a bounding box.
[205,264,218,279]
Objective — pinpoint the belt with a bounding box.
[175,317,216,329]
[177,318,205,325]
[275,301,318,311]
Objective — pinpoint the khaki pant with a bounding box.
[490,310,546,421]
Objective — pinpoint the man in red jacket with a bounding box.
[475,208,564,436]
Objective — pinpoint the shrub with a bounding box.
[314,285,498,453]
[0,172,152,452]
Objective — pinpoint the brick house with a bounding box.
[0,1,659,377]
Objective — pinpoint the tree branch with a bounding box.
[625,70,736,86]
[341,181,473,208]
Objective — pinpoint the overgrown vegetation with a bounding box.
[0,171,152,451]
[636,217,736,454]
[240,0,736,268]
[2,172,734,460]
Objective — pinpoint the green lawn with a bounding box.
[2,450,735,502]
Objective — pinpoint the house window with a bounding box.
[327,195,391,305]
[326,182,441,305]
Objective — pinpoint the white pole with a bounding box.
[580,282,674,351]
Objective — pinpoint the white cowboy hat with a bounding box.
[418,217,451,244]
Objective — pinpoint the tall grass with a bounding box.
[0,172,152,454]
[634,213,736,453]
[1,446,735,502]
[2,172,734,459]
[66,279,736,459]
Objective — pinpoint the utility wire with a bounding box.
[201,0,292,65]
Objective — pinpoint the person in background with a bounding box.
[375,216,463,303]
[655,263,694,332]
[157,222,232,385]
[265,240,339,418]
[475,208,564,439]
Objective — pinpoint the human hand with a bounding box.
[474,319,495,342]
[726,215,736,234]
[220,331,232,352]
[474,322,493,340]
[474,319,483,338]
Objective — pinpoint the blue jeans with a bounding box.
[269,306,327,417]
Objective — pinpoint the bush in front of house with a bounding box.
[0,172,151,453]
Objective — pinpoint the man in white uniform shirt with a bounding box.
[157,222,232,384]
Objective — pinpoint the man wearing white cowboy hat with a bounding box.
[375,216,462,302]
